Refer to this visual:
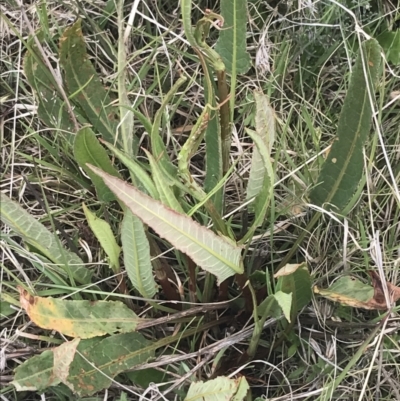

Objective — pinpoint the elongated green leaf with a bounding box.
[101,139,158,199]
[240,127,275,244]
[117,1,134,155]
[246,91,275,204]
[24,40,75,138]
[82,203,121,271]
[19,288,140,338]
[204,82,223,213]
[74,127,121,202]
[59,19,118,143]
[121,210,157,298]
[12,333,154,396]
[0,193,91,284]
[310,39,382,211]
[215,0,251,74]
[215,0,250,115]
[185,376,249,401]
[87,165,244,284]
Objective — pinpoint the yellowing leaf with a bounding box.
[185,376,249,401]
[53,339,80,382]
[274,262,305,278]
[19,288,141,338]
[313,271,400,310]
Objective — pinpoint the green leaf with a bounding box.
[23,39,75,138]
[246,91,275,205]
[204,82,223,213]
[12,350,58,391]
[273,291,292,323]
[59,19,119,143]
[0,193,91,284]
[275,262,312,314]
[257,294,278,318]
[65,333,154,396]
[215,0,251,75]
[19,288,140,338]
[126,368,166,388]
[74,127,121,202]
[82,203,121,271]
[313,276,386,310]
[12,333,155,396]
[121,210,157,298]
[215,0,250,115]
[232,376,250,401]
[317,276,373,302]
[377,30,400,65]
[185,376,249,401]
[87,165,244,284]
[310,39,382,212]
[240,127,275,244]
[0,300,15,319]
[101,139,158,199]
[117,1,135,155]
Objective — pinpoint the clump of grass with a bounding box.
[1,0,400,400]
